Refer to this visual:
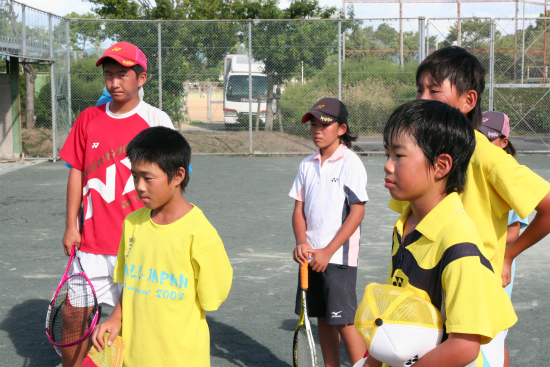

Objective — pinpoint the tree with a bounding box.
[65,12,103,52]
[446,18,499,50]
[237,0,342,130]
[87,0,141,19]
[374,23,399,49]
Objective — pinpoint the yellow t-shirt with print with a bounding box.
[390,131,550,279]
[113,205,233,367]
[387,193,517,365]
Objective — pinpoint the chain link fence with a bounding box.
[427,17,550,152]
[1,1,549,157]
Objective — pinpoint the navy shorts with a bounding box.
[295,263,358,325]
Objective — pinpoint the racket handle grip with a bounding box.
[300,258,309,290]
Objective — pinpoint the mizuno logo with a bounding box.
[405,355,419,366]
[331,311,342,318]
[112,47,122,51]
[316,104,325,108]
[92,142,99,148]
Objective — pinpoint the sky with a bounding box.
[17,0,545,19]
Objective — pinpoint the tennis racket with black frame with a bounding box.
[293,258,317,367]
[46,246,99,356]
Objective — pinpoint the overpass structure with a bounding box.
[0,0,70,160]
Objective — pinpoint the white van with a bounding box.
[223,54,268,126]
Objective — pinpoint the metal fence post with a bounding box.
[207,82,212,122]
[489,18,495,111]
[399,0,404,68]
[418,17,426,65]
[426,18,431,56]
[457,0,462,47]
[248,21,253,154]
[158,22,162,110]
[22,5,26,57]
[66,20,72,124]
[338,20,342,100]
[50,14,57,160]
[521,8,526,83]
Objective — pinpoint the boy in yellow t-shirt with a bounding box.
[362,100,517,367]
[91,127,232,367]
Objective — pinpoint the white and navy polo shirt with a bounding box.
[289,144,368,266]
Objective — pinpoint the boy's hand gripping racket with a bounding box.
[293,259,318,367]
[46,246,99,355]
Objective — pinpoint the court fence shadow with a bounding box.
[209,317,291,367]
[0,299,60,367]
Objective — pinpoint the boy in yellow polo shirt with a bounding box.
[91,127,232,367]
[362,99,517,367]
[393,46,550,367]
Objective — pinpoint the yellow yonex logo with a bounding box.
[316,104,325,108]
[112,47,122,51]
[320,116,333,122]
[122,60,136,66]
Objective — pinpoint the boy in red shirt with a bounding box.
[59,41,173,367]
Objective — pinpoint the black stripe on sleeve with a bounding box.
[391,242,493,309]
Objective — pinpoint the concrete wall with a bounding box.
[0,73,15,160]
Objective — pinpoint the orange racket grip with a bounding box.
[300,258,309,290]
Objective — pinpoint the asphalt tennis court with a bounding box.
[0,154,548,367]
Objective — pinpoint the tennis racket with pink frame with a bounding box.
[46,246,99,355]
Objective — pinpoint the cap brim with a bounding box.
[96,55,144,71]
[479,125,501,140]
[302,112,314,123]
[301,111,336,124]
[96,55,113,67]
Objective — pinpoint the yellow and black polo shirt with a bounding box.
[387,193,517,345]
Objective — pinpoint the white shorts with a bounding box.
[480,329,508,367]
[72,251,122,307]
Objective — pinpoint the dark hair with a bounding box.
[483,134,516,156]
[384,99,475,195]
[101,57,146,79]
[340,123,357,148]
[417,46,486,129]
[331,99,357,148]
[126,127,191,191]
[503,138,516,156]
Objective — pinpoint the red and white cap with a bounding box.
[96,42,147,71]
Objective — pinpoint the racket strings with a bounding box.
[294,327,315,366]
[49,274,98,346]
